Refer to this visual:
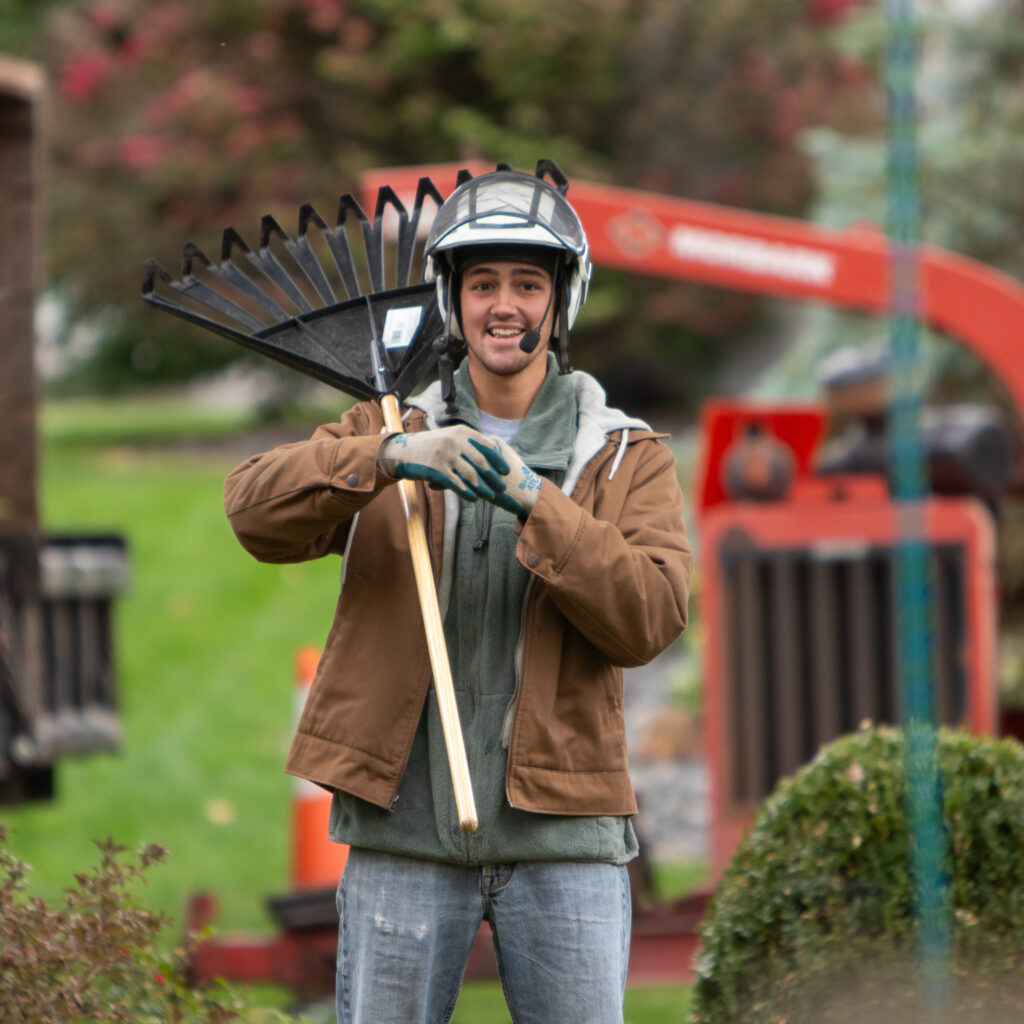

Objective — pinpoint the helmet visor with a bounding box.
[427,173,587,257]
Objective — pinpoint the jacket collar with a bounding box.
[407,354,652,493]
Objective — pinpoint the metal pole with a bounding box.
[885,0,952,1010]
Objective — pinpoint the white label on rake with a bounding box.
[382,306,424,350]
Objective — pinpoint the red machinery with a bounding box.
[190,163,1023,991]
[361,159,1024,476]
[696,400,1000,877]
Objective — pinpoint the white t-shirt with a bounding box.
[479,411,522,444]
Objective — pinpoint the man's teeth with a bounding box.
[491,328,522,337]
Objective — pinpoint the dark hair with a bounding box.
[452,243,561,276]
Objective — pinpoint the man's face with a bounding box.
[458,261,554,380]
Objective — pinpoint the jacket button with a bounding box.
[346,473,359,487]
[528,554,540,568]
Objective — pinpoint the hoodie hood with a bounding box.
[406,354,653,497]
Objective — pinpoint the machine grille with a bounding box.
[720,540,967,804]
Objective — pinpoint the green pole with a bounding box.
[885,0,952,1011]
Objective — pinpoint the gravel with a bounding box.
[624,645,709,863]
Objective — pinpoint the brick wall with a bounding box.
[0,58,44,531]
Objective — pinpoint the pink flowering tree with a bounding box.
[42,0,876,399]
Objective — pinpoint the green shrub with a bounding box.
[692,725,1024,1023]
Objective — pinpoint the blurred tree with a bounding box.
[921,4,1024,284]
[0,0,64,52]
[35,0,874,405]
[773,3,1024,419]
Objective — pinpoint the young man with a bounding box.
[223,167,692,1024]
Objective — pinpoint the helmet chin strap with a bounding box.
[435,301,461,416]
[554,284,572,374]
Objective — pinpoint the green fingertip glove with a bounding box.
[377,425,511,503]
[484,437,544,518]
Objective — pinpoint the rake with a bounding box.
[142,176,478,832]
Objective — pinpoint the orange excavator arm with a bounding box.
[361,162,1024,473]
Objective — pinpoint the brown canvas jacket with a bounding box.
[223,371,692,816]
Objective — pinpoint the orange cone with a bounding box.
[290,645,349,889]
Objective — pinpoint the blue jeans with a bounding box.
[335,848,631,1024]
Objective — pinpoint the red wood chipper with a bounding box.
[179,162,1023,994]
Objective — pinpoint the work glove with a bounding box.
[377,425,511,504]
[483,438,544,518]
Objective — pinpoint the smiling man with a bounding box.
[222,165,692,1024]
[459,256,555,393]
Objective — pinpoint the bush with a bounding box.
[0,825,243,1024]
[692,725,1024,1023]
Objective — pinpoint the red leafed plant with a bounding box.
[0,824,240,1024]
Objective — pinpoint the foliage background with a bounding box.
[10,0,880,411]
[8,1,1024,410]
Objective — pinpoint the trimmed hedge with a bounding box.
[692,725,1024,1023]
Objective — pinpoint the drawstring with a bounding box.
[608,429,629,480]
[438,356,458,417]
[473,501,492,551]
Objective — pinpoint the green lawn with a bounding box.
[41,393,262,447]
[449,982,693,1024]
[2,395,696,1021]
[4,421,340,931]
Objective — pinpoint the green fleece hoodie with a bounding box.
[329,357,638,865]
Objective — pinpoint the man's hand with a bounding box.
[378,425,511,503]
[484,438,544,517]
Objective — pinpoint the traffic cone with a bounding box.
[290,645,349,889]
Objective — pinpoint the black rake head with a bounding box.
[142,178,447,403]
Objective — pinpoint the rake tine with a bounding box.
[373,186,411,289]
[249,215,316,314]
[144,258,272,347]
[361,192,387,294]
[141,257,168,297]
[343,191,384,294]
[217,228,293,321]
[288,204,339,306]
[175,243,268,333]
[326,194,368,300]
[145,256,350,381]
[396,177,445,287]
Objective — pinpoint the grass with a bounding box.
[5,417,340,930]
[41,393,260,447]
[651,859,710,903]
[2,394,697,1021]
[452,983,693,1024]
[242,981,693,1024]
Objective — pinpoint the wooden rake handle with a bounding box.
[379,393,478,833]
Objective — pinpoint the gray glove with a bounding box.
[377,425,511,503]
[484,437,544,517]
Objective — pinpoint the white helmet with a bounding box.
[424,164,591,371]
